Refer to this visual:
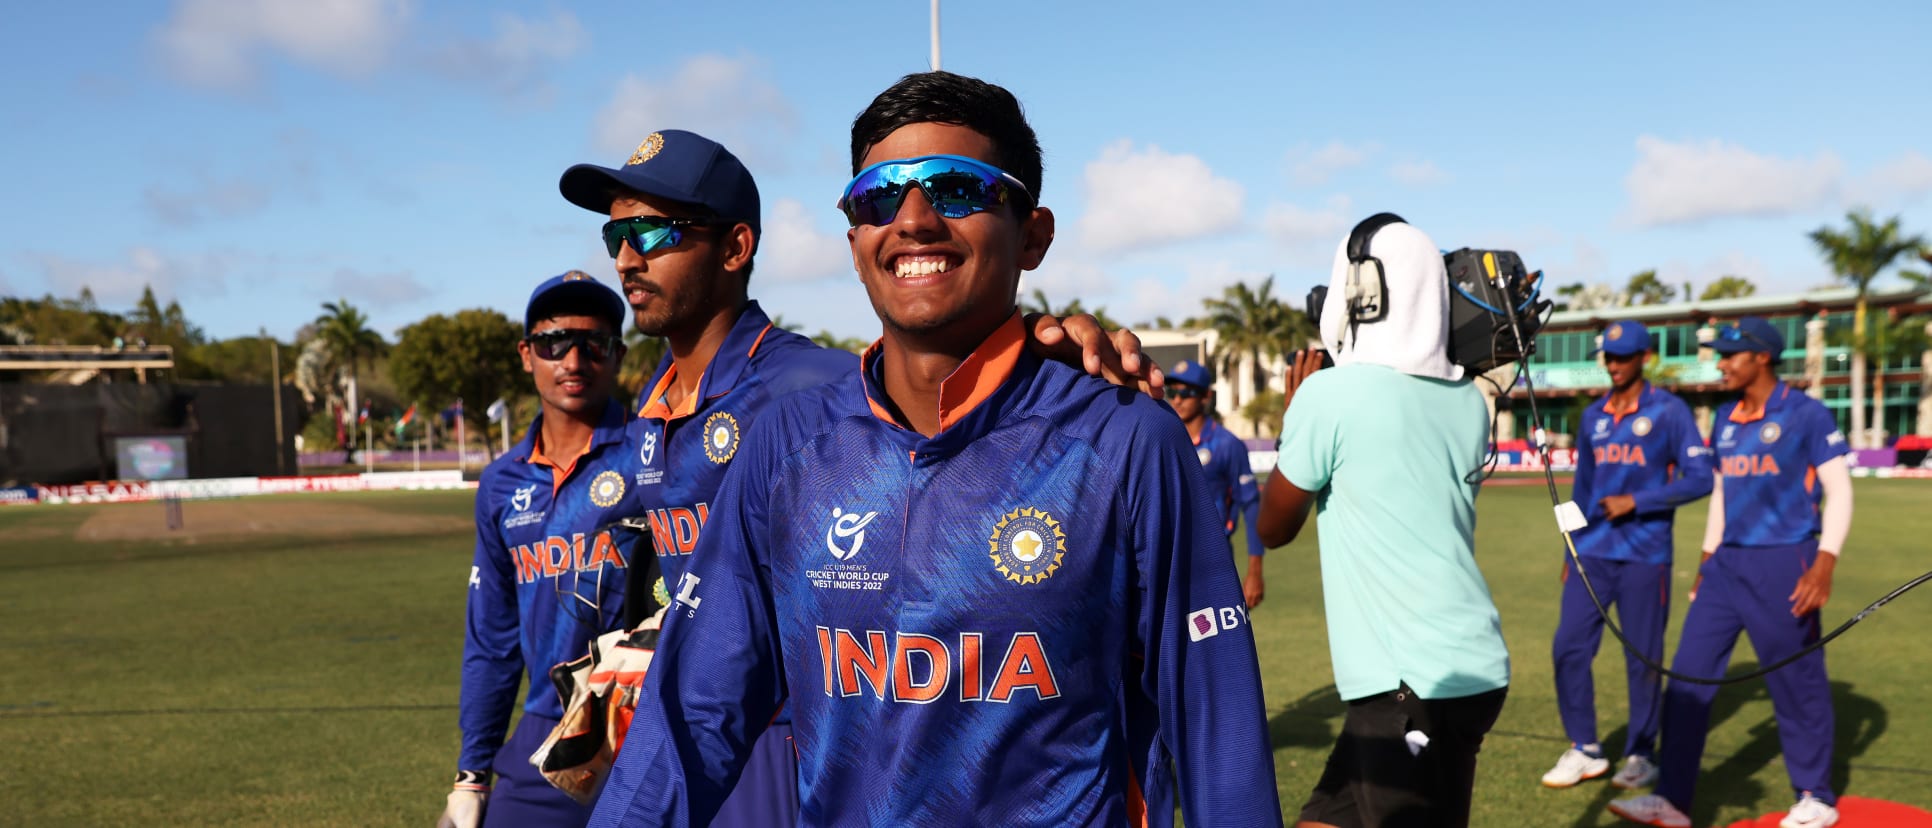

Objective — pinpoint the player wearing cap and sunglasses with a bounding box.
[546,128,1162,825]
[1541,321,1712,792]
[443,272,645,828]
[1609,316,1853,828]
[586,71,1279,828]
[1165,360,1267,609]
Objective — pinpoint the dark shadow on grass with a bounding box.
[1267,683,1343,750]
[1684,673,1887,827]
[0,702,457,719]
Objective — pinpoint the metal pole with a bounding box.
[457,411,467,471]
[266,328,285,474]
[365,422,373,474]
[930,0,941,70]
[414,435,421,472]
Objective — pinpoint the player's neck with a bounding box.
[663,302,748,410]
[1739,375,1779,411]
[1183,414,1206,440]
[536,402,601,460]
[877,313,1012,438]
[1608,380,1644,409]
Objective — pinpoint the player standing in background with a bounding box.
[587,70,1281,828]
[1258,215,1510,828]
[442,273,639,828]
[1542,320,1712,790]
[1164,359,1267,608]
[1609,316,1853,828]
[554,128,1164,824]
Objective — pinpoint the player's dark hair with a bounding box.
[850,71,1043,206]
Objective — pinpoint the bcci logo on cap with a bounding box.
[989,507,1065,585]
[627,132,665,166]
[703,411,740,464]
[1607,325,1624,341]
[589,470,626,508]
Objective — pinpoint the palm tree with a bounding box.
[1699,276,1758,301]
[1624,270,1675,305]
[315,299,387,451]
[1808,211,1926,446]
[1199,276,1315,433]
[618,326,669,398]
[1020,288,1124,330]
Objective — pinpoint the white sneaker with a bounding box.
[1780,794,1840,828]
[1542,747,1611,788]
[1607,794,1691,827]
[1612,755,1660,789]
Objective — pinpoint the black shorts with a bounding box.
[1298,683,1508,828]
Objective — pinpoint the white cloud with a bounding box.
[144,175,274,226]
[1623,136,1843,226]
[1261,196,1352,268]
[422,10,584,99]
[757,199,851,284]
[152,0,410,90]
[33,248,232,306]
[1845,151,1932,209]
[1389,159,1450,187]
[1117,260,1269,328]
[592,55,799,171]
[324,267,430,304]
[1078,140,1244,253]
[1285,141,1371,187]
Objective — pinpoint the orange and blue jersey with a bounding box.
[627,300,856,597]
[1568,382,1714,565]
[1193,417,1264,556]
[589,314,1281,828]
[1709,382,1849,548]
[460,398,644,771]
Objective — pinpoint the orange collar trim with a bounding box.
[525,428,594,493]
[1727,383,1788,424]
[637,364,706,421]
[936,313,1026,432]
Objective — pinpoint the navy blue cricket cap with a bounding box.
[524,270,627,334]
[1710,315,1785,357]
[1168,359,1213,389]
[559,129,761,244]
[1595,320,1652,357]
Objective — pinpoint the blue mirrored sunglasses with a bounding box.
[837,154,1032,227]
[600,216,717,259]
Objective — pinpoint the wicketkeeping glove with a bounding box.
[530,608,665,805]
[435,770,490,828]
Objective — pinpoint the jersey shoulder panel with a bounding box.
[750,333,860,398]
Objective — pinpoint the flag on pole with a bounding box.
[358,403,370,425]
[441,399,463,426]
[395,403,418,437]
[486,398,508,423]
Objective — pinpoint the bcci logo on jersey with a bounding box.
[590,471,626,508]
[1632,416,1652,437]
[989,507,1065,585]
[703,412,740,464]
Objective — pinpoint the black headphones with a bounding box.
[1342,212,1405,328]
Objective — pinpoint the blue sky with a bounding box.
[4,0,1929,343]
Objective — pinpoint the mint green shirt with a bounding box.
[1276,364,1510,701]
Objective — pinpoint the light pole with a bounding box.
[265,327,285,474]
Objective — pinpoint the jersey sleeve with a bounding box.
[458,479,524,771]
[1276,373,1340,493]
[1803,402,1852,468]
[1569,410,1598,522]
[1127,414,1284,827]
[588,420,786,828]
[1631,401,1714,515]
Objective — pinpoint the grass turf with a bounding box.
[1,483,1927,826]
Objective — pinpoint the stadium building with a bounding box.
[1485,284,1932,455]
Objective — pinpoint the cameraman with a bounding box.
[1258,217,1510,828]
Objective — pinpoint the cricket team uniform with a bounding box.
[590,314,1282,827]
[626,300,854,825]
[1556,383,1712,759]
[1193,417,1264,558]
[462,399,644,826]
[1655,382,1847,811]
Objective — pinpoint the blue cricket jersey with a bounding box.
[627,300,855,601]
[460,399,645,771]
[590,314,1281,828]
[1193,417,1264,557]
[1710,383,1849,548]
[1569,383,1714,564]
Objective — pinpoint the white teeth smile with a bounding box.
[894,256,955,279]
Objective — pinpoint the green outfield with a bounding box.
[1,483,1927,826]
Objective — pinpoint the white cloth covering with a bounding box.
[1319,221,1463,382]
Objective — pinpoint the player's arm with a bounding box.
[1693,470,1724,601]
[1236,467,1266,609]
[1791,410,1854,616]
[448,487,524,824]
[1629,405,1715,515]
[1569,413,1597,520]
[1128,416,1284,827]
[588,426,785,828]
